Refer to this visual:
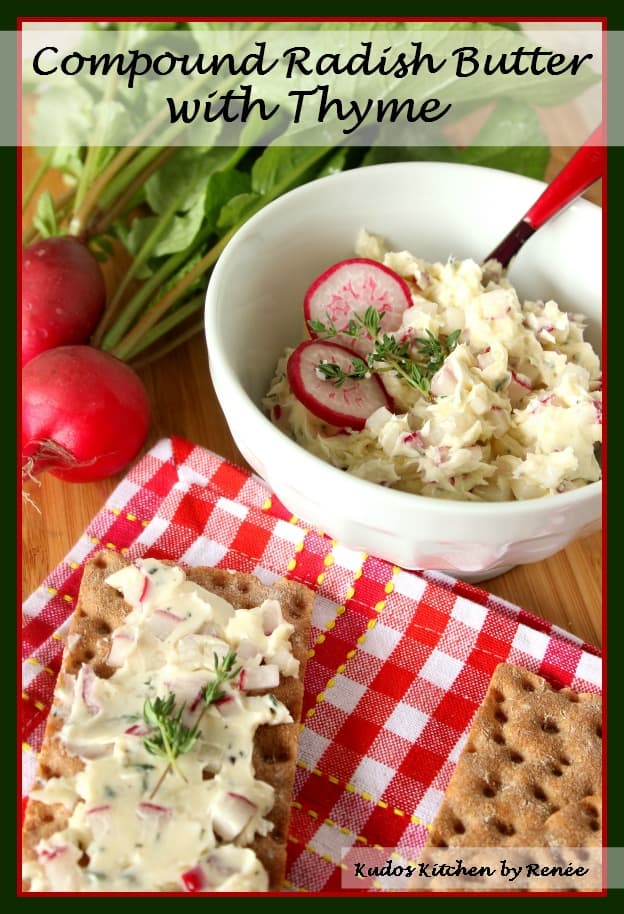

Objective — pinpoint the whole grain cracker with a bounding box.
[22,551,314,892]
[426,662,602,849]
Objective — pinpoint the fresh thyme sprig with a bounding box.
[143,694,200,784]
[202,649,241,706]
[143,649,240,798]
[311,308,461,397]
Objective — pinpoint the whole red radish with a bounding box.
[21,237,106,367]
[22,346,150,484]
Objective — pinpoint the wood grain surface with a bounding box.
[20,135,604,649]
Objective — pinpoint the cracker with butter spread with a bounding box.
[22,552,313,893]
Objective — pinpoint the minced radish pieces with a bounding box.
[181,865,208,892]
[79,664,100,714]
[239,663,280,692]
[287,339,393,430]
[304,258,412,354]
[145,608,184,640]
[164,676,206,715]
[137,801,173,820]
[39,844,81,891]
[212,792,257,842]
[261,600,282,636]
[107,629,137,667]
[63,739,113,760]
[509,370,533,406]
[214,695,238,717]
[430,362,458,398]
[235,637,261,660]
[110,566,149,607]
[86,805,112,840]
[124,722,151,736]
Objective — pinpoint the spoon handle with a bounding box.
[485,124,605,269]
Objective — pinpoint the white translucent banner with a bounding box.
[341,846,606,892]
[15,24,607,148]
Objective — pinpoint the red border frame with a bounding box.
[17,14,608,899]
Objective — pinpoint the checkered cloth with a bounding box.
[21,437,601,893]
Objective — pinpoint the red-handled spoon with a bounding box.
[485,123,605,269]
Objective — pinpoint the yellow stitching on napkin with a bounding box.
[294,758,424,826]
[26,657,56,676]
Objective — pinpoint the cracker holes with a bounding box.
[464,742,477,753]
[491,689,505,703]
[596,723,602,739]
[549,763,563,778]
[492,732,506,746]
[541,719,560,735]
[494,709,508,724]
[493,819,516,837]
[582,800,600,830]
[452,819,466,835]
[509,750,524,764]
[289,595,309,619]
[429,837,448,848]
[532,785,548,802]
[558,754,571,767]
[520,679,535,693]
[482,783,499,798]
[95,620,112,636]
[262,748,293,765]
[92,555,110,569]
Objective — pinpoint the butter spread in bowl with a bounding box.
[265,230,602,502]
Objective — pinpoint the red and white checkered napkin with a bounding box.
[22,437,601,893]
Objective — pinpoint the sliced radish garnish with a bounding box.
[305,258,412,354]
[239,663,279,692]
[287,340,393,430]
[213,792,257,842]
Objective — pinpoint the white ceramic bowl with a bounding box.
[205,162,602,581]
